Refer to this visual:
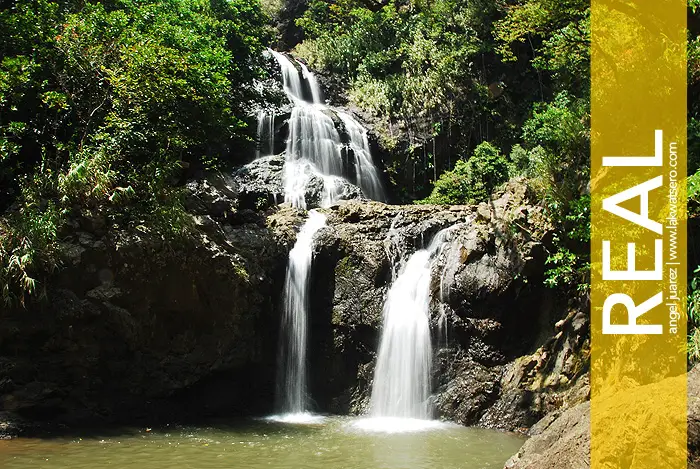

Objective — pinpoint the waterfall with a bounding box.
[370,249,433,419]
[286,105,346,191]
[276,210,327,415]
[367,228,455,421]
[256,110,275,159]
[269,50,386,422]
[268,50,385,207]
[271,50,306,101]
[337,112,385,202]
[299,61,323,104]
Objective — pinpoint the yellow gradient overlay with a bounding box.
[591,0,687,467]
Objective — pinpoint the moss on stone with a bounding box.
[335,257,355,278]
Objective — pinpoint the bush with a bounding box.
[689,266,700,364]
[294,0,492,169]
[689,328,700,365]
[0,0,271,306]
[520,91,589,208]
[419,142,509,205]
[543,195,590,292]
[509,93,590,293]
[0,198,61,307]
[689,169,700,217]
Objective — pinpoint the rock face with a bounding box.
[230,155,286,209]
[0,175,294,429]
[0,173,584,441]
[265,178,585,430]
[504,367,700,469]
[503,402,590,469]
[229,154,364,210]
[270,0,308,50]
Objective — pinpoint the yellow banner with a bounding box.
[591,0,687,468]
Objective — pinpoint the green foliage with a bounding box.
[516,91,589,208]
[295,0,494,157]
[418,142,509,205]
[689,32,700,173]
[543,248,579,288]
[689,266,700,364]
[0,197,61,307]
[509,91,590,292]
[562,195,590,243]
[543,195,590,291]
[689,170,700,217]
[494,0,590,95]
[292,0,594,204]
[0,0,270,306]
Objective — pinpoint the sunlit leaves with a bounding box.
[494,0,590,93]
[0,0,270,306]
[295,0,488,152]
[419,142,510,205]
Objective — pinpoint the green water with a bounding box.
[0,416,524,469]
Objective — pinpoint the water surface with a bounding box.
[0,416,524,469]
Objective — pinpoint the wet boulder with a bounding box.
[298,179,568,426]
[231,155,286,209]
[504,366,698,469]
[230,154,364,210]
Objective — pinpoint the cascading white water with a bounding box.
[286,105,346,180]
[299,61,323,104]
[276,210,327,416]
[271,50,306,100]
[337,112,385,201]
[256,110,275,159]
[271,50,385,421]
[268,50,385,207]
[367,228,455,423]
[370,250,433,419]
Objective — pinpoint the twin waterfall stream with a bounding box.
[267,50,454,430]
[368,229,457,423]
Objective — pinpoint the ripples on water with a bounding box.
[0,416,524,469]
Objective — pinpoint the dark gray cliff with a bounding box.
[0,174,296,431]
[0,173,586,440]
[269,179,589,431]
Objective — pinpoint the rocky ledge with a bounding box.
[230,154,364,210]
[504,366,700,469]
[268,179,590,432]
[0,172,586,442]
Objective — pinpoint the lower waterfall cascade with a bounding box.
[274,210,327,418]
[355,227,459,432]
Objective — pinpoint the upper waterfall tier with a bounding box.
[260,50,386,208]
